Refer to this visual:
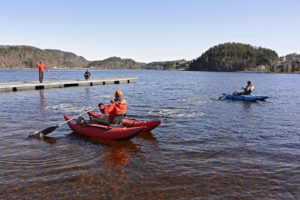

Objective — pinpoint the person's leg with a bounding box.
[39,71,43,83]
[88,116,110,126]
[112,115,124,126]
[234,91,244,95]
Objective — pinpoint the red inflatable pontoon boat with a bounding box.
[87,111,161,133]
[63,114,145,140]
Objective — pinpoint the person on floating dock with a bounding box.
[84,69,91,80]
[97,90,128,125]
[37,60,48,83]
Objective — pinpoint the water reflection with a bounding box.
[91,138,143,174]
[136,132,157,143]
[39,90,46,111]
[84,87,91,99]
[28,134,57,144]
[243,102,253,111]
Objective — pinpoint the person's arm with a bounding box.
[242,86,247,92]
[45,65,48,72]
[245,86,250,92]
[98,102,115,114]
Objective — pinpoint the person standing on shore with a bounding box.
[37,60,48,83]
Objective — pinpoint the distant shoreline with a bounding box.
[1,44,299,72]
[0,67,88,70]
[1,67,299,74]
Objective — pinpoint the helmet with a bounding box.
[115,90,123,97]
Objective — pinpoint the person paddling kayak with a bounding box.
[97,90,128,125]
[235,80,255,95]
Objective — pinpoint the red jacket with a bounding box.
[100,98,128,123]
[37,63,48,72]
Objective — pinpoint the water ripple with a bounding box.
[148,108,205,118]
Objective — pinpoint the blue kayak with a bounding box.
[222,93,268,101]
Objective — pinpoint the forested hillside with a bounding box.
[88,57,143,69]
[0,44,298,73]
[188,43,279,71]
[0,45,88,68]
[0,45,188,70]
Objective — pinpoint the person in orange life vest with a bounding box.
[98,90,128,125]
[37,60,48,83]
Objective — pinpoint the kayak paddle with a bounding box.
[218,94,225,100]
[29,107,97,138]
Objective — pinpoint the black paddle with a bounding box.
[219,90,239,99]
[29,107,96,138]
[218,95,225,100]
[218,93,226,100]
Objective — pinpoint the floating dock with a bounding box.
[0,77,137,92]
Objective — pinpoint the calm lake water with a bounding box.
[0,69,299,200]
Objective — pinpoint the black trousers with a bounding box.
[111,115,124,125]
[39,71,44,83]
[88,115,124,126]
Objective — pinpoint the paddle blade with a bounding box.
[40,125,59,135]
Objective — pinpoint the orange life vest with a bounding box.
[100,98,128,123]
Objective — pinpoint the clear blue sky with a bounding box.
[0,0,299,62]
